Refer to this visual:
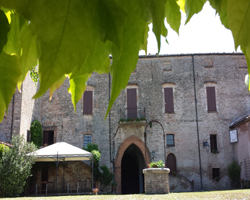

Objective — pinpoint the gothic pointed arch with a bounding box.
[115,136,150,194]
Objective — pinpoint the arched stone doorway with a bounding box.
[115,136,150,194]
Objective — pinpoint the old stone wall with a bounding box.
[169,174,194,192]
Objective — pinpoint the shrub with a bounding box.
[0,144,9,159]
[228,160,241,183]
[148,160,165,168]
[0,135,37,197]
[100,165,113,186]
[30,120,43,148]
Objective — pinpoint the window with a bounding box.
[212,168,220,179]
[166,134,174,146]
[206,87,216,112]
[27,130,30,142]
[164,88,174,113]
[167,153,176,174]
[210,135,218,153]
[84,135,92,148]
[42,131,54,146]
[127,88,137,119]
[83,91,93,114]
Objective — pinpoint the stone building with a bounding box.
[0,53,249,194]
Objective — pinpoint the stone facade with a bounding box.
[1,53,250,194]
[143,168,170,194]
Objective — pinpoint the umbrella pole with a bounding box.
[56,152,59,195]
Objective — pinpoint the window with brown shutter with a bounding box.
[206,87,216,112]
[83,91,93,114]
[127,88,137,119]
[164,88,174,113]
[167,153,176,174]
[210,135,218,153]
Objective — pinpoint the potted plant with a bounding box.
[92,188,98,195]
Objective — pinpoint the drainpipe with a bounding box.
[10,93,15,140]
[192,55,203,190]
[109,72,111,162]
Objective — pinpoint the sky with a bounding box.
[139,2,241,56]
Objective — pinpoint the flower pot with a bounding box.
[92,188,98,195]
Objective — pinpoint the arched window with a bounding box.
[167,153,176,174]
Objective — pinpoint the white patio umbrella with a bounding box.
[27,142,93,193]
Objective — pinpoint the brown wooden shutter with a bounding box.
[167,153,176,174]
[83,91,93,114]
[164,88,174,113]
[127,88,137,119]
[206,87,216,112]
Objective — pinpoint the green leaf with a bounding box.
[150,0,168,52]
[165,0,181,34]
[177,0,185,12]
[241,46,250,90]
[209,0,228,28]
[106,0,151,118]
[68,74,90,110]
[185,0,206,24]
[18,24,38,90]
[0,10,10,54]
[3,11,26,55]
[49,75,66,100]
[0,51,21,121]
[227,0,250,50]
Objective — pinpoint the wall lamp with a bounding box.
[203,141,210,152]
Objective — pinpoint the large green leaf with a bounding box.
[185,0,206,24]
[0,10,10,54]
[0,51,21,121]
[227,0,250,50]
[68,74,90,110]
[18,24,38,90]
[165,0,181,34]
[150,0,168,52]
[209,0,228,28]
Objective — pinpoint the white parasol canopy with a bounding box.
[27,142,92,162]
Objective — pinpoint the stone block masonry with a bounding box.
[143,168,170,194]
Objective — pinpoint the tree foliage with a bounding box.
[228,160,241,183]
[0,0,249,122]
[0,143,9,159]
[30,120,43,148]
[0,135,37,197]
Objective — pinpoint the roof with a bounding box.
[27,142,92,162]
[0,140,12,147]
[229,112,250,128]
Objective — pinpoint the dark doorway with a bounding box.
[41,166,48,194]
[121,144,145,194]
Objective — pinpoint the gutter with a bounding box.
[192,55,203,190]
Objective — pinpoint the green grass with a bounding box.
[2,190,250,200]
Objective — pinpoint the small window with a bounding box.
[164,88,174,113]
[166,134,174,146]
[212,168,220,179]
[210,135,218,153]
[84,135,92,148]
[83,91,93,114]
[42,131,54,146]
[206,87,216,112]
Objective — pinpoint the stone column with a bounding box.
[143,168,170,194]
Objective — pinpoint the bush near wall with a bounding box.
[30,120,43,148]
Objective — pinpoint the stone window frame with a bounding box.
[210,134,218,153]
[204,81,217,113]
[125,85,139,118]
[166,134,175,147]
[83,86,94,118]
[42,126,57,145]
[83,134,92,148]
[162,83,175,114]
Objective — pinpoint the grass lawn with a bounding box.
[2,190,250,200]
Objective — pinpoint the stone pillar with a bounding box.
[143,168,170,194]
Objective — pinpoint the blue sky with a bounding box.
[139,2,241,55]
